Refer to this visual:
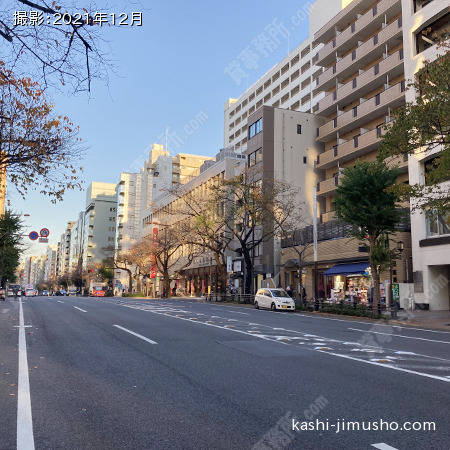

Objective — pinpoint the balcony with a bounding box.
[316,49,404,116]
[314,0,374,44]
[386,154,408,173]
[318,81,405,142]
[316,0,402,67]
[317,174,343,196]
[321,211,336,223]
[314,18,403,94]
[317,127,383,169]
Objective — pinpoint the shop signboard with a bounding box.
[392,283,400,302]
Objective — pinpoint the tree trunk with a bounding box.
[164,266,171,298]
[369,235,381,314]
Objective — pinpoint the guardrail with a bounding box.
[204,293,255,304]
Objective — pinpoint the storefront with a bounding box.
[323,262,371,303]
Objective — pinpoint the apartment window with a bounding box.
[353,135,359,148]
[297,124,302,134]
[372,5,377,16]
[316,128,320,137]
[351,23,355,33]
[373,34,378,45]
[401,80,406,92]
[374,63,379,75]
[375,93,381,106]
[303,157,307,164]
[332,64,336,74]
[248,118,263,139]
[248,148,262,167]
[352,106,358,118]
[414,0,434,13]
[416,13,449,54]
[426,211,450,237]
[332,38,336,48]
[352,78,357,89]
[399,48,404,60]
[333,91,337,101]
[333,145,338,157]
[352,50,356,61]
[333,118,337,128]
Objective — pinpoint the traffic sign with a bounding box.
[29,231,39,241]
[40,228,50,238]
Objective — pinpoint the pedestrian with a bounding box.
[302,286,307,303]
[286,285,292,297]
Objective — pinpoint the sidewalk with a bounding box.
[393,309,450,331]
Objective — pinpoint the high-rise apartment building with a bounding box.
[223,0,346,153]
[82,182,117,269]
[57,221,74,277]
[44,244,58,282]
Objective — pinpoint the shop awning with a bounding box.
[284,259,299,268]
[323,263,369,277]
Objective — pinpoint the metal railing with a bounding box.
[204,293,255,304]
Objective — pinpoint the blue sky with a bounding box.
[11,0,313,255]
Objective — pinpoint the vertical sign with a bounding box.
[226,256,232,273]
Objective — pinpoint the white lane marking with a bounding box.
[227,311,250,315]
[14,325,32,328]
[372,443,399,450]
[298,314,450,334]
[319,351,450,383]
[57,301,64,304]
[348,328,450,344]
[74,307,87,313]
[2,309,9,313]
[113,325,158,345]
[17,297,35,450]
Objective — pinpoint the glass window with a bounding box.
[416,13,450,54]
[270,290,290,298]
[427,211,450,237]
[249,118,263,139]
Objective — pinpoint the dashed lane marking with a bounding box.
[74,306,87,313]
[113,325,157,345]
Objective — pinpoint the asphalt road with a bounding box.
[1,295,449,449]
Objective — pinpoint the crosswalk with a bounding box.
[89,298,450,383]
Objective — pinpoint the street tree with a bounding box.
[0,0,120,93]
[151,224,196,298]
[334,160,404,312]
[0,63,83,207]
[101,245,134,292]
[210,167,300,294]
[168,185,233,293]
[0,210,23,287]
[379,45,450,217]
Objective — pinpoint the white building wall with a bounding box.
[401,0,450,309]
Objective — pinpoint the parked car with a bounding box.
[254,288,296,311]
[54,290,62,296]
[42,290,49,296]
